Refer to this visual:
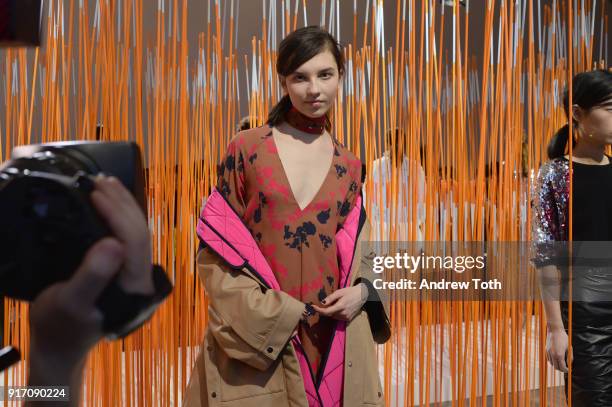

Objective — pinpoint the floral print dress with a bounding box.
[216,124,363,378]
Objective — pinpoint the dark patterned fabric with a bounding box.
[217,124,362,376]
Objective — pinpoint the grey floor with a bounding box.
[433,386,567,407]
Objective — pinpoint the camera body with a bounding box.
[0,0,174,374]
[0,141,147,301]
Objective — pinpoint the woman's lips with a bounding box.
[308,100,324,107]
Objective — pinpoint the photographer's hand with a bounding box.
[90,176,154,295]
[27,238,124,406]
[27,176,155,406]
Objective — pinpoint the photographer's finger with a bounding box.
[90,189,139,240]
[96,176,143,217]
[93,180,148,243]
[106,176,137,205]
[64,238,124,302]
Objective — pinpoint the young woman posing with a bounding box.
[532,69,612,406]
[185,26,390,407]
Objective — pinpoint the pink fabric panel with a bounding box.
[335,195,362,285]
[317,322,346,406]
[315,196,361,406]
[196,188,280,290]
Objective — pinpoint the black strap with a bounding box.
[355,277,391,343]
[96,264,173,339]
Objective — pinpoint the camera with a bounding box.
[0,0,172,375]
[0,141,147,301]
[0,141,172,374]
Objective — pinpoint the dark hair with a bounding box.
[267,26,345,127]
[236,116,252,132]
[548,70,612,159]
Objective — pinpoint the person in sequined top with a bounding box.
[531,69,612,406]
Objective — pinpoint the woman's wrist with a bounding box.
[547,322,565,332]
[359,283,368,306]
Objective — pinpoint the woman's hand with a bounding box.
[312,283,367,321]
[546,326,571,373]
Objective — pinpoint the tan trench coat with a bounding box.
[183,219,391,406]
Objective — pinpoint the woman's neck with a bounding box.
[571,137,608,164]
[284,106,327,136]
[276,121,329,144]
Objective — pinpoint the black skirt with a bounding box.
[561,300,612,406]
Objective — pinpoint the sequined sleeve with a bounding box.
[530,162,561,268]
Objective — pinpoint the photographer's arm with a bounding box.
[27,238,125,406]
[26,175,156,406]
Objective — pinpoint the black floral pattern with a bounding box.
[334,164,347,178]
[225,154,235,171]
[237,153,244,172]
[319,234,332,249]
[254,192,268,223]
[219,178,231,197]
[337,200,351,216]
[317,208,331,224]
[318,287,327,302]
[284,221,317,250]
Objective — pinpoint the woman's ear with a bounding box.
[280,76,287,93]
[571,104,584,124]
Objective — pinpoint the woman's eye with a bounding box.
[321,72,332,78]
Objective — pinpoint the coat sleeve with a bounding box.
[352,218,392,344]
[197,247,305,371]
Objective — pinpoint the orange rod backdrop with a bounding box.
[0,0,608,405]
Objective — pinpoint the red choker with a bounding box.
[284,106,327,135]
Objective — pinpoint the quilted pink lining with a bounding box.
[197,190,363,406]
[196,188,280,290]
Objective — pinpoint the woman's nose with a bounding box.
[306,80,321,96]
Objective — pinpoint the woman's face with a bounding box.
[281,49,341,118]
[575,97,612,145]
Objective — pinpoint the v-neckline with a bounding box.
[270,125,336,211]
